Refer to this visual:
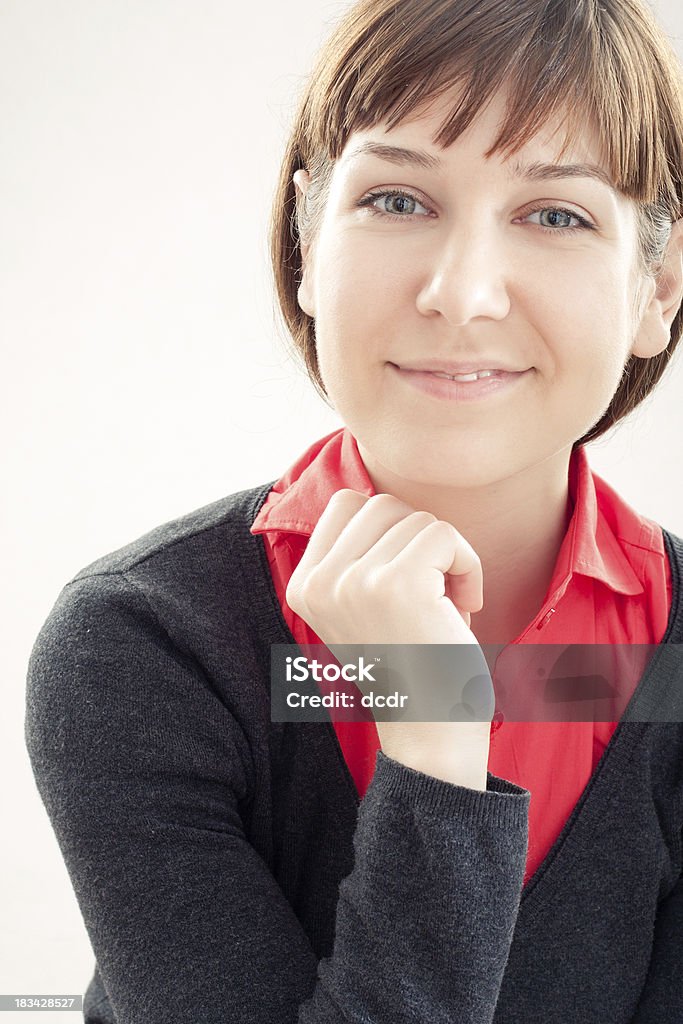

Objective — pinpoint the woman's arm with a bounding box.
[25,570,530,1024]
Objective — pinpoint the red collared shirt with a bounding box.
[251,427,671,886]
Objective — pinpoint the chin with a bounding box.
[383,449,507,489]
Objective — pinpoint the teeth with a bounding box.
[430,369,495,382]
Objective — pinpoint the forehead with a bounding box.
[339,84,609,185]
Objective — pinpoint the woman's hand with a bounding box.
[285,489,494,789]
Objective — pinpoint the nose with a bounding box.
[415,222,512,325]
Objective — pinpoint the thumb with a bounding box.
[443,530,484,613]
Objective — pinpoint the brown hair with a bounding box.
[269,0,683,448]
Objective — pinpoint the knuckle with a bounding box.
[301,569,326,608]
[331,488,366,508]
[331,488,355,503]
[426,517,457,536]
[366,565,393,593]
[335,561,388,606]
[409,510,438,526]
[335,561,364,596]
[371,493,413,515]
[287,567,326,614]
[285,576,303,611]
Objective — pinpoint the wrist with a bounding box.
[379,721,491,791]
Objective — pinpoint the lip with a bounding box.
[394,360,530,375]
[389,363,533,402]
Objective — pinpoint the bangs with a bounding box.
[301,0,683,214]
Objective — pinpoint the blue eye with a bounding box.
[524,206,594,235]
[357,189,431,220]
[356,188,596,236]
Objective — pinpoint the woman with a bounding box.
[25,0,683,1021]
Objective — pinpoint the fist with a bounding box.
[285,488,484,647]
[285,489,495,784]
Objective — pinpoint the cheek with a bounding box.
[314,239,406,377]
[530,262,632,373]
[317,229,416,312]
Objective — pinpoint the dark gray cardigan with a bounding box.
[24,481,683,1023]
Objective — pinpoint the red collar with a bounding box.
[251,427,644,598]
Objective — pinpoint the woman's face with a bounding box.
[294,86,664,490]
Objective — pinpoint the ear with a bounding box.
[631,217,683,359]
[292,169,316,318]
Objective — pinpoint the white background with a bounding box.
[2,0,683,1018]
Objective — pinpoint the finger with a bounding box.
[286,490,414,613]
[445,530,483,612]
[349,509,439,566]
[390,521,484,613]
[316,496,427,577]
[295,489,372,571]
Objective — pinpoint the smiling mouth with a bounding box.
[390,362,531,379]
[388,363,532,402]
[417,369,498,382]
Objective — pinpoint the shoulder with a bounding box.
[27,479,278,725]
[46,479,278,646]
[69,479,276,582]
[25,483,279,795]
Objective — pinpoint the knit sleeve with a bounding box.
[24,570,530,1024]
[629,868,683,1023]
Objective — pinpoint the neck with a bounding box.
[356,442,575,646]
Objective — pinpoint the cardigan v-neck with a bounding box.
[251,429,673,886]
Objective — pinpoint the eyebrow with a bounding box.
[342,141,617,194]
